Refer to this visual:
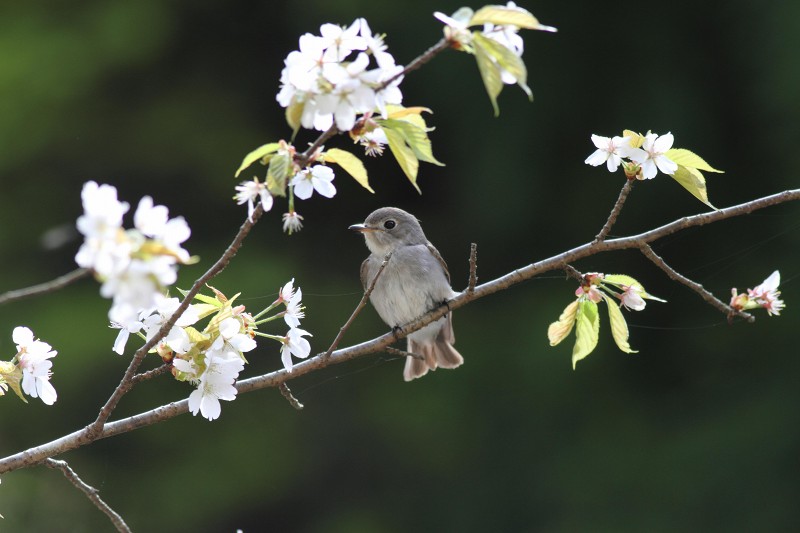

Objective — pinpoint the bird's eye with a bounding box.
[383,220,396,230]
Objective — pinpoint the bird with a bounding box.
[349,207,463,381]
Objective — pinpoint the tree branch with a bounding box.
[44,458,131,533]
[378,38,451,90]
[0,268,90,306]
[639,243,754,323]
[467,243,478,292]
[322,252,392,360]
[594,179,635,243]
[3,189,796,475]
[278,382,304,410]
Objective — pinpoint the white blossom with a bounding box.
[279,279,305,328]
[234,179,273,221]
[282,211,304,234]
[187,337,244,421]
[629,132,678,179]
[280,328,312,372]
[585,135,635,172]
[276,18,403,132]
[13,327,57,405]
[291,165,336,200]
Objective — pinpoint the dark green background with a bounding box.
[1,1,798,531]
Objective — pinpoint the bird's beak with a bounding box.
[349,223,378,233]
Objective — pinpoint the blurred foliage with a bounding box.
[1,0,799,531]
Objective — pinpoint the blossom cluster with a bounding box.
[75,181,193,327]
[585,132,678,180]
[0,327,58,405]
[575,272,666,311]
[112,280,310,421]
[234,163,337,235]
[276,18,403,133]
[549,272,665,368]
[730,270,785,316]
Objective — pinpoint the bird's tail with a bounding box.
[404,313,463,381]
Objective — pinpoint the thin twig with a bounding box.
[594,179,635,243]
[44,458,131,533]
[378,37,451,90]
[385,346,424,360]
[1,192,797,474]
[639,243,755,323]
[468,243,478,292]
[131,363,172,385]
[322,252,393,360]
[0,268,90,306]
[297,125,339,166]
[563,264,583,281]
[278,382,304,410]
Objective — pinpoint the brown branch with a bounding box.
[639,243,755,323]
[594,178,635,243]
[385,346,425,360]
[378,37,451,90]
[467,243,478,292]
[1,193,797,475]
[45,458,131,533]
[0,268,90,306]
[563,264,583,281]
[131,363,172,385]
[322,252,392,360]
[278,382,304,410]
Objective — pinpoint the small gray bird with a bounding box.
[349,207,463,381]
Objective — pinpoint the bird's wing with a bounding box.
[359,257,372,291]
[426,242,450,284]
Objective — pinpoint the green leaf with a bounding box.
[378,118,444,166]
[548,299,579,346]
[184,326,209,345]
[671,165,715,209]
[473,32,532,101]
[602,294,637,354]
[323,148,374,193]
[472,35,503,116]
[266,153,291,197]
[602,274,640,289]
[235,142,280,178]
[0,364,26,403]
[665,148,724,173]
[383,126,421,193]
[192,303,221,321]
[469,5,545,30]
[572,300,600,369]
